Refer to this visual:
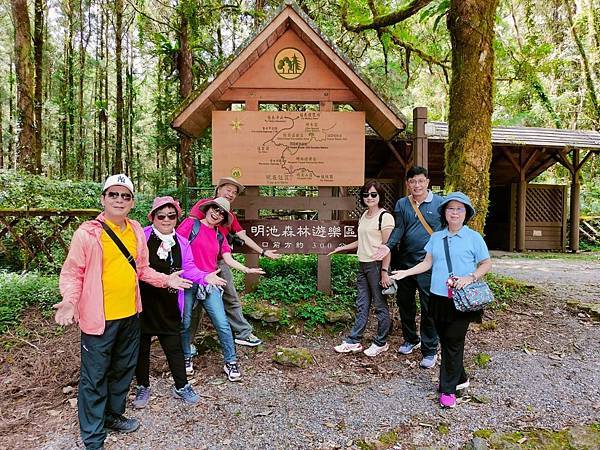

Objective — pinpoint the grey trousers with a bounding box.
[346,260,391,347]
[217,259,253,339]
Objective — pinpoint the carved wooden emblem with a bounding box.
[274,48,305,79]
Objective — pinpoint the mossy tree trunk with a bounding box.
[178,14,196,188]
[11,0,37,173]
[445,0,499,233]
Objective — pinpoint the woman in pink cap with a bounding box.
[132,196,225,409]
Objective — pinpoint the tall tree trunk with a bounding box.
[113,0,124,174]
[93,3,101,181]
[445,0,499,232]
[11,0,37,173]
[0,87,4,168]
[103,2,109,176]
[60,32,68,175]
[8,56,15,169]
[67,0,75,173]
[33,0,44,173]
[564,0,600,128]
[76,0,87,178]
[178,14,196,187]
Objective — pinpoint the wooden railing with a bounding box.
[0,209,100,271]
[580,216,599,243]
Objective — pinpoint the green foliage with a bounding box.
[485,273,535,308]
[240,254,357,328]
[0,272,60,334]
[474,352,492,368]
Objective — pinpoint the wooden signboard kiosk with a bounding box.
[171,1,405,293]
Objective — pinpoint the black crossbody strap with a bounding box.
[97,220,137,272]
[443,236,453,277]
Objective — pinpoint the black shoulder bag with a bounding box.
[97,220,137,272]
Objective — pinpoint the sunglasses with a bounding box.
[361,192,379,198]
[106,191,133,201]
[211,206,227,216]
[155,212,178,220]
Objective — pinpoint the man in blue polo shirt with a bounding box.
[374,166,443,368]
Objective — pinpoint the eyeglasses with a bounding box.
[361,192,379,198]
[155,212,178,221]
[407,178,428,185]
[211,206,227,216]
[446,207,466,213]
[105,191,133,201]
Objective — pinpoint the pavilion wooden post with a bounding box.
[569,149,580,252]
[516,174,527,252]
[412,107,428,169]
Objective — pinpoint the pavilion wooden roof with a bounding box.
[425,122,600,149]
[171,1,406,141]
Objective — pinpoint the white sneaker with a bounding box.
[334,342,363,353]
[363,342,390,357]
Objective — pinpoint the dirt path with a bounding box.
[0,255,598,450]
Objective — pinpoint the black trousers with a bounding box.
[78,315,139,450]
[135,333,187,390]
[430,294,470,394]
[394,270,439,357]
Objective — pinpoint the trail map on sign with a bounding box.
[212,111,365,186]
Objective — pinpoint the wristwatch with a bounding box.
[381,268,389,273]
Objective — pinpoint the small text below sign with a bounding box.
[237,220,358,254]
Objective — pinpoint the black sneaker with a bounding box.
[234,333,262,347]
[223,361,242,382]
[105,414,140,433]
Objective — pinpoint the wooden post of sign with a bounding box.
[243,186,261,292]
[317,186,332,294]
[244,97,260,291]
[413,107,428,169]
[318,99,333,294]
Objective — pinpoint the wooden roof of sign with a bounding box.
[171,1,406,141]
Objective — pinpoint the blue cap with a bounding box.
[438,192,476,221]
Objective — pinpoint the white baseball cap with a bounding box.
[103,174,134,195]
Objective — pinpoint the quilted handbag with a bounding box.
[451,281,494,312]
[443,236,494,312]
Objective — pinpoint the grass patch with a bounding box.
[496,251,600,262]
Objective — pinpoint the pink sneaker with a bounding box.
[439,393,456,408]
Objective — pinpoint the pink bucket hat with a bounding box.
[147,196,182,222]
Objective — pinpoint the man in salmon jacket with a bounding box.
[53,174,192,450]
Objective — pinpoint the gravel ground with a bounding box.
[1,254,599,449]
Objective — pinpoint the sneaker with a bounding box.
[420,354,438,369]
[105,414,140,433]
[132,385,150,409]
[172,383,200,405]
[456,379,470,390]
[398,341,421,355]
[185,358,194,375]
[190,343,198,357]
[440,393,457,408]
[224,361,242,382]
[234,333,263,347]
[334,341,363,353]
[363,342,390,357]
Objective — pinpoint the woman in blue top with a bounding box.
[390,192,492,409]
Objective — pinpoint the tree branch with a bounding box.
[341,0,434,32]
[389,32,450,70]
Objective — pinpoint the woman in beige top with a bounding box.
[329,180,394,357]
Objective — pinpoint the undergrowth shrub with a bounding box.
[0,271,60,333]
